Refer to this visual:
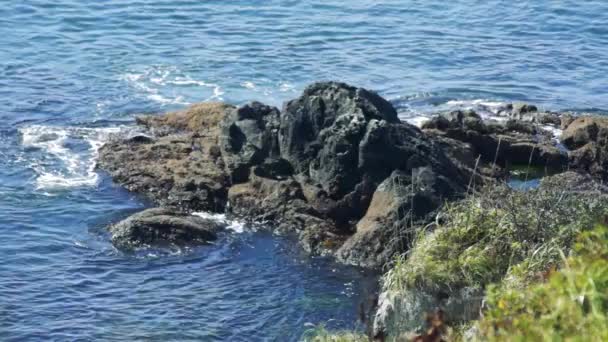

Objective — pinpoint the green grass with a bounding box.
[300,324,368,342]
[475,224,608,341]
[310,182,608,341]
[384,185,608,294]
[378,183,608,340]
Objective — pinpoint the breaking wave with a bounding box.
[18,125,136,190]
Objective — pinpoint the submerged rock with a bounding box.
[110,208,224,249]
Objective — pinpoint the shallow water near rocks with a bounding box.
[2,1,608,340]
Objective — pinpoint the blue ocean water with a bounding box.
[1,1,608,340]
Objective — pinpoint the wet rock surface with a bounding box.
[109,208,224,249]
[421,109,567,172]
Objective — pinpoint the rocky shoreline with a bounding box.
[98,82,608,339]
[98,81,608,338]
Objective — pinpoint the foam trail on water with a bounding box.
[120,65,224,105]
[192,212,246,233]
[19,125,135,190]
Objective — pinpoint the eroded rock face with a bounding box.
[219,102,284,183]
[561,116,608,149]
[279,82,401,197]
[337,169,461,268]
[560,117,608,180]
[276,82,468,229]
[110,208,224,249]
[421,109,568,171]
[98,103,232,212]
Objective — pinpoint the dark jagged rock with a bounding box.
[561,117,608,180]
[98,83,478,265]
[421,109,568,172]
[279,82,400,196]
[109,208,224,249]
[218,101,284,183]
[275,82,468,231]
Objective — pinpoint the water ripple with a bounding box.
[2,0,608,340]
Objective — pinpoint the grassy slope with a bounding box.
[303,184,608,341]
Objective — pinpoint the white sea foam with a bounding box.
[403,116,430,128]
[241,81,256,89]
[19,125,135,190]
[398,98,562,138]
[120,66,224,105]
[279,82,295,93]
[192,212,246,233]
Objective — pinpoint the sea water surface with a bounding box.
[2,1,608,341]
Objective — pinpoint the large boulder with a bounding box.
[279,82,400,197]
[562,116,608,149]
[277,82,468,228]
[109,208,224,249]
[98,82,472,267]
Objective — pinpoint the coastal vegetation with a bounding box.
[311,180,608,341]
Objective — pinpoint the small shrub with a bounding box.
[384,185,608,294]
[476,225,608,341]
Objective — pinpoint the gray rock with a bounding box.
[337,169,460,268]
[219,101,284,183]
[373,287,482,339]
[278,81,400,196]
[277,82,467,230]
[561,116,608,149]
[540,171,608,193]
[109,208,224,249]
[561,116,608,180]
[98,82,474,267]
[422,110,568,172]
[512,102,538,115]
